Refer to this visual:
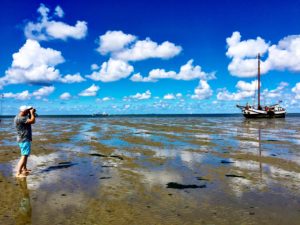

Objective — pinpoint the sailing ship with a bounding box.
[236,54,286,118]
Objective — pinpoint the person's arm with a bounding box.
[26,109,35,124]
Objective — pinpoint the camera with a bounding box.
[28,107,38,118]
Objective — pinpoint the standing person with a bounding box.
[14,106,36,178]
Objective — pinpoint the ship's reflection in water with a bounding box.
[230,118,300,196]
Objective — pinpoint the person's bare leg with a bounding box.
[16,156,27,177]
[22,156,30,174]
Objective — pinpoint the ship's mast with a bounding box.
[0,94,3,123]
[257,54,261,109]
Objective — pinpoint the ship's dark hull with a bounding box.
[243,113,286,119]
[237,104,286,119]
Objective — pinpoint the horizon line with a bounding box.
[1,112,300,118]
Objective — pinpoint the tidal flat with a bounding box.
[1,116,300,225]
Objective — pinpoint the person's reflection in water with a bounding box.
[16,177,32,225]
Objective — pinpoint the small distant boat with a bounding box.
[92,112,109,117]
[236,54,286,118]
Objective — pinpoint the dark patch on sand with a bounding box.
[89,153,107,157]
[225,174,246,179]
[89,153,123,160]
[42,162,77,172]
[110,155,124,160]
[166,182,207,189]
[58,161,72,165]
[196,177,209,181]
[99,177,112,179]
[221,160,235,164]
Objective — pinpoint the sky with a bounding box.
[1,0,300,115]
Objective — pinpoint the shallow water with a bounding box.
[1,116,300,225]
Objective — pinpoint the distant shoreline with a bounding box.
[1,113,300,118]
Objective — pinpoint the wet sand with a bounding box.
[1,116,300,225]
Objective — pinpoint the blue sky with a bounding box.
[1,0,300,115]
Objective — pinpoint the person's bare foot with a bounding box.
[22,169,31,174]
[16,173,27,178]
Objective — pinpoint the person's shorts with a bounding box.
[18,142,31,156]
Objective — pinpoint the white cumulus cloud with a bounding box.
[96,30,181,62]
[226,31,269,59]
[217,80,258,101]
[176,93,183,98]
[102,97,111,101]
[91,64,100,70]
[191,80,213,100]
[60,92,71,100]
[12,39,64,69]
[96,31,136,55]
[292,83,300,100]
[32,86,55,99]
[1,39,87,88]
[130,73,154,82]
[3,90,31,100]
[267,35,300,72]
[162,93,183,100]
[86,58,134,82]
[114,38,182,61]
[227,57,269,77]
[131,59,214,82]
[97,97,112,102]
[24,3,87,41]
[163,93,176,100]
[1,39,64,86]
[92,30,182,82]
[226,32,300,77]
[131,90,151,100]
[54,6,64,18]
[79,84,100,97]
[3,86,55,100]
[235,80,259,92]
[262,82,289,99]
[60,73,86,83]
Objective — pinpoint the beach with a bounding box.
[1,116,300,225]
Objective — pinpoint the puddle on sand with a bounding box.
[1,116,300,225]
